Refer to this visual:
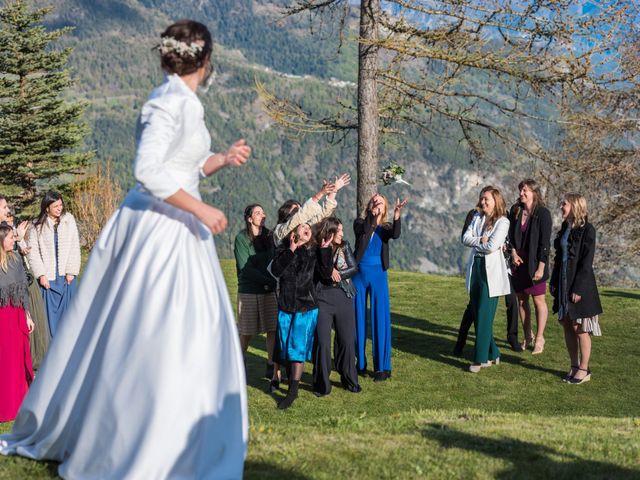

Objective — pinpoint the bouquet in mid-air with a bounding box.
[380,163,410,186]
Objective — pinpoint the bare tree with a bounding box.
[260,1,640,281]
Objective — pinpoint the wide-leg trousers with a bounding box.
[353,263,391,372]
[455,274,518,349]
[313,287,359,394]
[470,257,500,364]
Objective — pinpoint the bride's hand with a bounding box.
[195,203,228,234]
[224,139,251,167]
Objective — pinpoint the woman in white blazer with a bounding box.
[462,186,511,373]
[28,191,81,336]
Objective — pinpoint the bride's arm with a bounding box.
[200,139,251,177]
[165,190,227,234]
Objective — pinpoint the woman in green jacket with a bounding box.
[234,204,278,379]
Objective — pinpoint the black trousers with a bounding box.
[455,275,519,349]
[312,286,359,394]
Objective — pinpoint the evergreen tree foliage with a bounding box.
[0,0,92,210]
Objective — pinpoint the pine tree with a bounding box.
[0,0,92,211]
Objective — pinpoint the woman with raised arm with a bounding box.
[353,194,407,382]
[462,187,511,373]
[550,193,602,384]
[269,222,333,409]
[313,217,361,396]
[508,179,552,354]
[1,20,249,479]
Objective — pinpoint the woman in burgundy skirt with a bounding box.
[508,179,552,354]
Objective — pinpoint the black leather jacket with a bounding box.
[317,241,358,298]
[270,244,333,313]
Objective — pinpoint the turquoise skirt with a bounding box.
[277,309,318,362]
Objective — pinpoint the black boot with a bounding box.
[278,380,300,410]
[507,336,524,353]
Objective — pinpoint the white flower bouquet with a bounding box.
[380,163,410,186]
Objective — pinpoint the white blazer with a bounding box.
[462,213,511,298]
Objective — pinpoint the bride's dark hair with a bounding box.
[159,20,213,76]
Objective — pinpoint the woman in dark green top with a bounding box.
[234,204,278,378]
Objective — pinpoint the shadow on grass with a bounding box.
[244,349,345,404]
[422,423,640,479]
[601,290,640,300]
[391,314,565,378]
[245,461,310,479]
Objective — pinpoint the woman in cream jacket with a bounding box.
[462,186,511,373]
[28,191,81,336]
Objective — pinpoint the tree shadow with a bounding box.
[244,461,310,479]
[391,313,565,378]
[421,422,640,479]
[601,290,640,300]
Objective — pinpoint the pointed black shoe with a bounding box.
[373,371,389,382]
[507,337,524,353]
[341,377,362,393]
[357,368,367,376]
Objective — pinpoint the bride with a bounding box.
[1,20,249,479]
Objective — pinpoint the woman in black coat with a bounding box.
[550,193,602,385]
[508,179,552,354]
[269,222,333,409]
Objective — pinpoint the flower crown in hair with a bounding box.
[157,36,203,57]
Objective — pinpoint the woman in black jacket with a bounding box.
[313,217,361,396]
[269,222,333,409]
[353,194,407,382]
[550,193,602,385]
[509,179,552,354]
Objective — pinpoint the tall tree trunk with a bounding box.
[356,0,380,217]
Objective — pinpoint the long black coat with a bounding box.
[353,212,401,271]
[508,205,552,283]
[550,222,603,319]
[270,244,333,313]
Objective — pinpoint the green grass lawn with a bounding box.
[1,260,639,479]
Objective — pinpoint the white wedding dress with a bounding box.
[0,74,248,479]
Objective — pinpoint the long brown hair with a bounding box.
[0,224,14,273]
[480,187,507,232]
[315,217,342,254]
[515,179,545,218]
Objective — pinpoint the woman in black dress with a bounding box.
[509,179,552,354]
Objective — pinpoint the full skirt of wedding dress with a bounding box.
[0,187,248,479]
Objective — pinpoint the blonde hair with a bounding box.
[0,224,14,273]
[367,194,389,223]
[478,187,507,232]
[564,193,588,227]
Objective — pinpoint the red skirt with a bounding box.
[0,305,34,422]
